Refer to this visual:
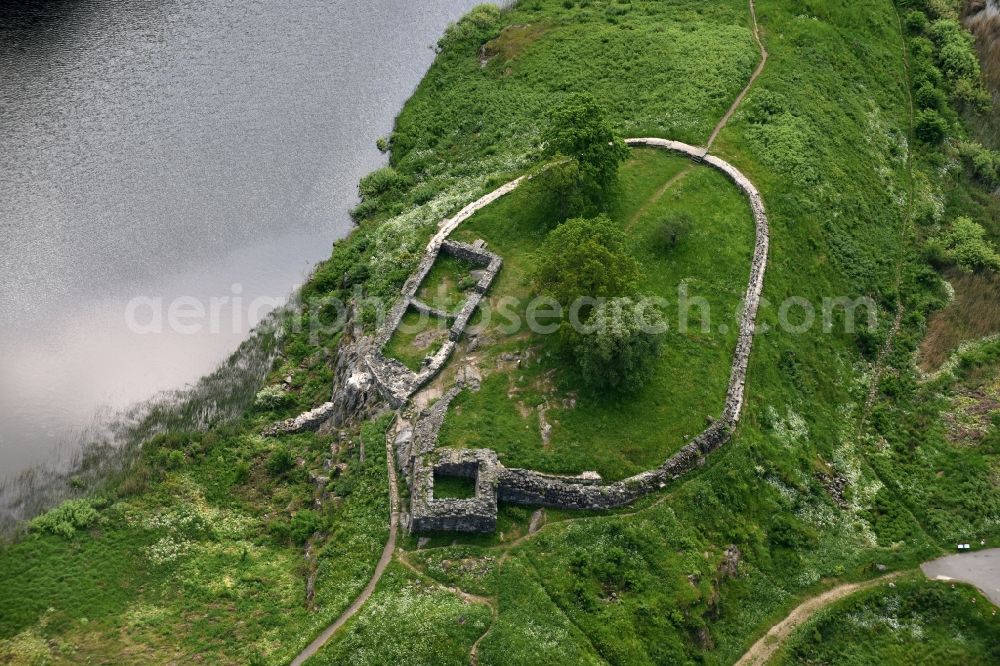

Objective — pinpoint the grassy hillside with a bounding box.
[434,148,754,480]
[0,417,394,664]
[775,576,1000,665]
[2,0,1000,664]
[323,0,1000,662]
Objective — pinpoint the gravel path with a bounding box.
[289,421,402,666]
[706,0,767,150]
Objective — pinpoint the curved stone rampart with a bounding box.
[488,140,768,513]
[273,140,769,529]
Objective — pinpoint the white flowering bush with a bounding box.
[146,535,193,565]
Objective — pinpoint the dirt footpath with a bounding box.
[734,573,903,666]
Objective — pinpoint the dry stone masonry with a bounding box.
[268,139,769,533]
[262,401,336,437]
[363,238,501,407]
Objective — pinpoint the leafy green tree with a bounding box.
[539,95,630,219]
[915,108,948,144]
[532,215,639,304]
[574,298,665,393]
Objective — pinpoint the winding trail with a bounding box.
[706,0,768,151]
[395,551,499,665]
[733,9,930,666]
[737,548,1000,665]
[735,572,905,666]
[859,1,917,434]
[289,421,402,666]
[626,166,693,230]
[288,2,771,662]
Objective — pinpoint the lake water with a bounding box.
[0,0,479,480]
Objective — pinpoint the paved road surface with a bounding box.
[921,548,1000,607]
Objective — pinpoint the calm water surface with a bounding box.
[0,0,479,478]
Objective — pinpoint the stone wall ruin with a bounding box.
[268,139,769,534]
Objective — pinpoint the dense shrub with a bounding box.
[743,89,789,124]
[289,509,322,544]
[932,217,1000,273]
[573,298,665,393]
[654,213,693,252]
[958,141,1000,187]
[162,449,185,470]
[267,447,295,477]
[357,166,407,199]
[232,461,251,485]
[904,10,928,34]
[29,499,103,538]
[914,108,948,144]
[436,3,501,53]
[253,385,292,411]
[914,81,945,110]
[928,18,991,109]
[532,215,639,304]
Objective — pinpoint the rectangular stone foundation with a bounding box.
[408,448,499,534]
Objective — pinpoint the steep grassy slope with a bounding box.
[2,0,999,664]
[322,0,1000,663]
[0,417,393,664]
[775,576,1000,665]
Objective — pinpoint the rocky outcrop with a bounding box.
[327,321,384,427]
[262,312,386,437]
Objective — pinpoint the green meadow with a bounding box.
[4,0,1000,664]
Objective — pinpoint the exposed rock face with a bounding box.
[816,471,849,509]
[719,545,742,579]
[327,323,383,427]
[965,1,1000,94]
[261,314,386,437]
[966,1,1000,24]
